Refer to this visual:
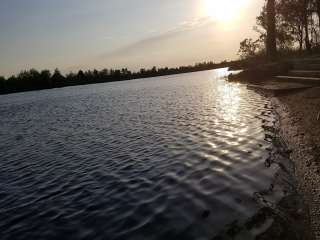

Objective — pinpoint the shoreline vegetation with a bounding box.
[228,61,290,82]
[0,60,246,95]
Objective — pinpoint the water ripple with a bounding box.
[0,69,276,240]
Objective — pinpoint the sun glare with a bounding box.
[203,0,249,22]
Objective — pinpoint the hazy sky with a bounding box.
[0,0,265,76]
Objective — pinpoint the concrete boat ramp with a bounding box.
[247,57,320,96]
[247,82,313,96]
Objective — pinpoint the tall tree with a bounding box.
[303,0,311,51]
[317,0,320,23]
[266,0,277,60]
[277,0,304,50]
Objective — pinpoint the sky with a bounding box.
[0,0,265,76]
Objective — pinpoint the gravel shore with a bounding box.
[273,87,320,240]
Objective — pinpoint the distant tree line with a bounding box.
[239,0,320,60]
[0,60,244,95]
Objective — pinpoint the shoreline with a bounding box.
[212,88,310,239]
[244,84,320,239]
[271,88,320,239]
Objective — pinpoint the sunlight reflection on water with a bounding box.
[0,69,276,240]
[217,83,242,123]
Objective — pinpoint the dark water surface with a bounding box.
[0,69,277,240]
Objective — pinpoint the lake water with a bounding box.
[0,69,277,239]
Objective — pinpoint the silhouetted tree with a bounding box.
[238,38,263,59]
[316,0,320,23]
[77,70,86,84]
[266,0,277,60]
[40,70,52,88]
[277,0,304,50]
[0,76,5,93]
[100,69,109,78]
[51,68,65,87]
[239,0,320,60]
[151,66,157,73]
[0,60,243,95]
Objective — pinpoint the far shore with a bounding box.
[0,60,245,96]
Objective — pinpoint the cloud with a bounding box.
[101,17,214,58]
[74,15,258,72]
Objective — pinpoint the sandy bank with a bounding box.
[272,87,320,239]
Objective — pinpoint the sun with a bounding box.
[203,0,249,22]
